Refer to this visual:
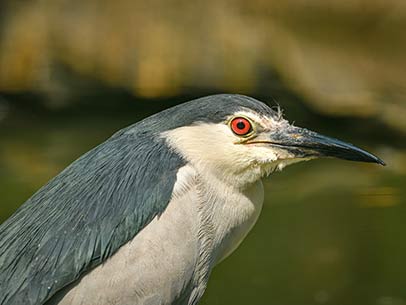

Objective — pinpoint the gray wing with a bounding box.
[0,129,185,305]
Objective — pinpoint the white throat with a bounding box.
[172,164,264,266]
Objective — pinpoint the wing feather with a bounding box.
[0,129,184,305]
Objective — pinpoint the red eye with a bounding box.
[230,117,252,136]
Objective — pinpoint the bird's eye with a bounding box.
[230,117,253,136]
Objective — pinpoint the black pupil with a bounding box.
[236,121,246,130]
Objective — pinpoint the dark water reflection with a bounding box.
[0,109,405,305]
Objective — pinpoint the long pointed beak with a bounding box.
[251,126,385,165]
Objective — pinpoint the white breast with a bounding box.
[200,177,264,264]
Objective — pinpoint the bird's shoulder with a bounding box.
[0,130,185,305]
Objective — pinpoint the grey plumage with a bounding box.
[125,94,278,132]
[0,115,184,304]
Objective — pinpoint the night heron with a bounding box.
[0,94,384,305]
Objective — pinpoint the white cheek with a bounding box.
[243,146,278,164]
[162,123,242,168]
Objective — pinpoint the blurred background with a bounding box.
[0,0,405,304]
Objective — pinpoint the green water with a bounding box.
[0,109,405,305]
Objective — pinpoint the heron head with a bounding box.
[162,95,384,188]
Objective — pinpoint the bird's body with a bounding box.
[0,94,384,305]
[49,166,263,305]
